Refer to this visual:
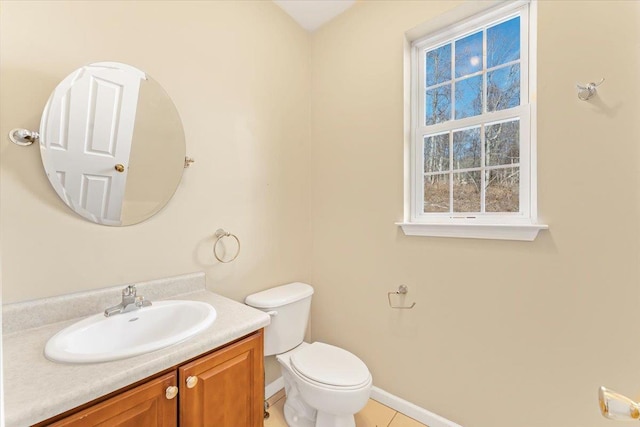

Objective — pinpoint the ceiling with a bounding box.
[273,0,356,32]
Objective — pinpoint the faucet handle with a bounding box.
[123,285,137,296]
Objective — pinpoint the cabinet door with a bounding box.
[49,372,177,427]
[179,330,264,427]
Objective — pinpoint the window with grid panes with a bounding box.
[402,1,545,240]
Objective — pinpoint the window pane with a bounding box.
[453,127,481,170]
[485,168,519,212]
[487,17,520,68]
[425,85,451,125]
[426,44,451,87]
[455,75,482,119]
[424,173,450,213]
[487,64,520,112]
[453,171,481,212]
[485,120,519,166]
[455,31,483,78]
[424,133,450,173]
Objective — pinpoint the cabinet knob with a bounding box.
[165,385,178,400]
[186,376,198,388]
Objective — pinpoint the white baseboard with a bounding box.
[370,386,463,427]
[265,377,285,400]
[265,377,462,427]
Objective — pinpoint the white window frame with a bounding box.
[398,0,547,241]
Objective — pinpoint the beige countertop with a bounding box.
[2,272,270,426]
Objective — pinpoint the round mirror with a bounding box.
[39,62,186,226]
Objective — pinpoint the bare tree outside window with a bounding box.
[422,16,521,214]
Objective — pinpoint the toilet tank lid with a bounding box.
[245,282,314,309]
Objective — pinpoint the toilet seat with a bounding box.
[290,342,370,388]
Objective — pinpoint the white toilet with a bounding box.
[245,282,372,427]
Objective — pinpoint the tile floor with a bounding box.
[264,389,429,427]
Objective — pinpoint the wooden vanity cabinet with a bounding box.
[41,330,264,427]
[47,372,178,427]
[179,330,264,427]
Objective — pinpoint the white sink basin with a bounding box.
[44,300,216,363]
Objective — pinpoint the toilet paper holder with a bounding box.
[387,285,416,309]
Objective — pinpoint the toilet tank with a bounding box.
[245,282,314,356]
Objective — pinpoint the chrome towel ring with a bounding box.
[213,229,240,263]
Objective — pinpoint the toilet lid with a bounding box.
[290,342,370,387]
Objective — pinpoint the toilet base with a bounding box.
[283,397,356,427]
[315,411,356,427]
[282,379,316,427]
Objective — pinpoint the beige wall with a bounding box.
[309,1,640,427]
[2,1,640,426]
[0,1,311,303]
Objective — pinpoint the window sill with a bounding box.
[396,222,548,241]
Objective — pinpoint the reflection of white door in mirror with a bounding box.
[37,61,186,226]
[40,62,145,225]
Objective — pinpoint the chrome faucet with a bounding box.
[104,285,152,317]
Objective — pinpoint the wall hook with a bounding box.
[387,285,416,309]
[576,78,605,101]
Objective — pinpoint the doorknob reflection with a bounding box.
[599,386,640,421]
